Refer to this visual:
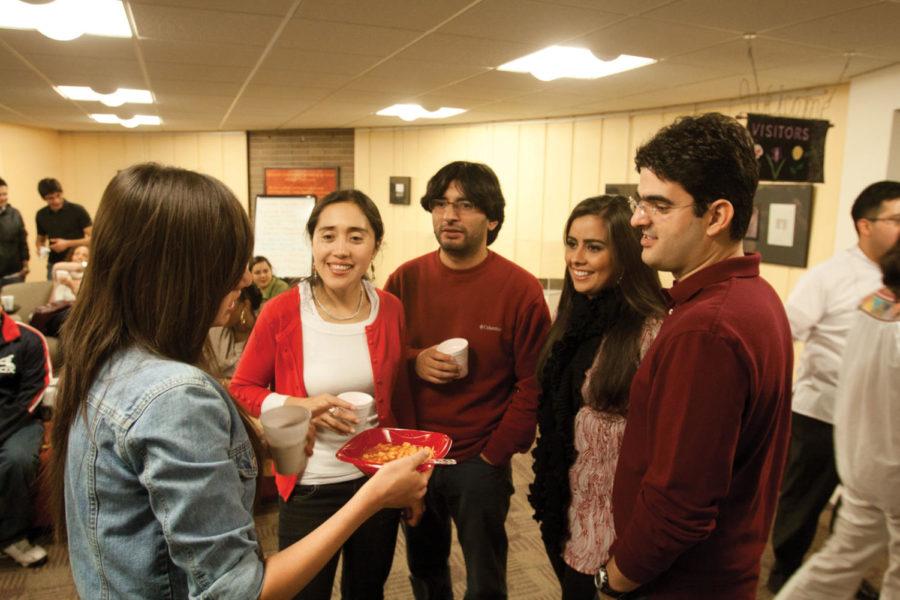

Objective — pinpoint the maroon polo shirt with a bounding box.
[611,253,793,599]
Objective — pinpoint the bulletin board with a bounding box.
[252,195,316,278]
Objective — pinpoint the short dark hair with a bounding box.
[635,112,759,240]
[851,180,900,234]
[0,176,7,187]
[241,281,263,311]
[306,189,384,248]
[881,240,900,297]
[420,161,505,245]
[250,256,272,271]
[38,177,63,198]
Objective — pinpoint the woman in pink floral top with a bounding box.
[529,195,666,599]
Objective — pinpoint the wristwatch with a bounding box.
[595,564,631,599]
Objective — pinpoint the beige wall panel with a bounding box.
[628,114,666,183]
[598,116,630,189]
[570,119,603,209]
[0,123,61,281]
[488,123,520,262]
[465,123,493,165]
[173,134,201,172]
[147,133,177,166]
[540,122,573,278]
[197,135,225,181]
[514,123,546,274]
[216,132,249,209]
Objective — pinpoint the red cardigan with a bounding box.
[230,285,416,500]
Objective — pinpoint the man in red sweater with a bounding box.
[385,161,550,600]
[598,114,793,599]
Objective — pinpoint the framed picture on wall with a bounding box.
[389,176,411,205]
[264,167,339,199]
[743,184,814,268]
[604,183,637,198]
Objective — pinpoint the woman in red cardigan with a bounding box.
[231,190,416,600]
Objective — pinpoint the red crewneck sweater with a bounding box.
[385,250,550,465]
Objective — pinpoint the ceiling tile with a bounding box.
[139,39,262,67]
[261,47,380,76]
[765,2,900,53]
[646,0,879,34]
[667,37,837,74]
[144,61,251,83]
[154,92,234,112]
[25,55,145,88]
[130,4,283,45]
[0,30,134,59]
[438,0,624,45]
[344,59,490,95]
[757,55,895,86]
[569,16,738,60]
[295,0,475,31]
[393,33,537,68]
[538,0,674,16]
[151,79,242,96]
[129,0,296,16]
[251,67,353,88]
[277,19,421,55]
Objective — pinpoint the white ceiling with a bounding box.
[0,0,897,132]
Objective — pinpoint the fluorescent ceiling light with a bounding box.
[0,0,132,41]
[56,86,152,107]
[498,46,656,82]
[376,104,466,122]
[90,114,161,128]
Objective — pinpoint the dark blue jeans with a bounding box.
[278,477,400,600]
[404,455,514,600]
[0,419,43,547]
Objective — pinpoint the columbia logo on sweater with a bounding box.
[479,324,502,332]
[0,355,15,374]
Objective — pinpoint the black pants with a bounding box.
[278,477,400,600]
[562,565,596,600]
[404,455,514,600]
[0,419,43,547]
[770,412,840,577]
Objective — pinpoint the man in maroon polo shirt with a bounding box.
[598,113,793,599]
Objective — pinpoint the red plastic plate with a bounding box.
[336,427,452,475]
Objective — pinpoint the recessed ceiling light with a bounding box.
[498,46,656,82]
[0,0,132,41]
[56,86,152,107]
[376,104,466,122]
[90,114,161,128]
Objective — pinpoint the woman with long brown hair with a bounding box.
[529,195,666,599]
[48,164,429,599]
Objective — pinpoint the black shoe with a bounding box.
[855,579,880,600]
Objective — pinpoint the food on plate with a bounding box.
[360,442,434,464]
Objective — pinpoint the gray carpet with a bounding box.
[0,452,884,598]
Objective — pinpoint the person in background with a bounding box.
[49,164,430,600]
[768,180,900,596]
[0,177,30,286]
[601,113,793,599]
[385,161,551,600]
[231,189,417,600]
[209,283,262,387]
[251,255,290,304]
[0,308,50,569]
[529,195,665,600]
[776,239,900,599]
[50,244,89,302]
[34,178,91,280]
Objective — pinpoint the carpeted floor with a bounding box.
[0,452,885,599]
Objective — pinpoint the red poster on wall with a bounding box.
[264,167,339,199]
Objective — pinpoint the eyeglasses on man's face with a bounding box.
[628,196,695,218]
[428,198,479,215]
[867,214,900,226]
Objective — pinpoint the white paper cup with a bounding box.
[1,295,13,312]
[337,392,374,433]
[39,247,50,259]
[260,405,311,476]
[437,338,468,378]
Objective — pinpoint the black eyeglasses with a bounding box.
[428,198,479,215]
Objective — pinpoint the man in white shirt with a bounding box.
[767,180,900,594]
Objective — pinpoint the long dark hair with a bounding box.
[49,163,259,539]
[537,195,666,414]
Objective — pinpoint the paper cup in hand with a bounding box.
[437,338,468,378]
[1,295,13,312]
[337,392,374,433]
[260,405,311,476]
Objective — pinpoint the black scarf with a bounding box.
[528,287,624,579]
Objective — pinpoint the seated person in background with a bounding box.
[0,308,51,568]
[251,255,289,304]
[208,283,262,386]
[50,244,89,302]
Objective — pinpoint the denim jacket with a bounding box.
[65,346,264,599]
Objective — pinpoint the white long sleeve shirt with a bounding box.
[786,246,882,424]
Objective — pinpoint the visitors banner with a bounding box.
[746,114,829,183]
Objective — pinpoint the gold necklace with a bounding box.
[312,284,365,321]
